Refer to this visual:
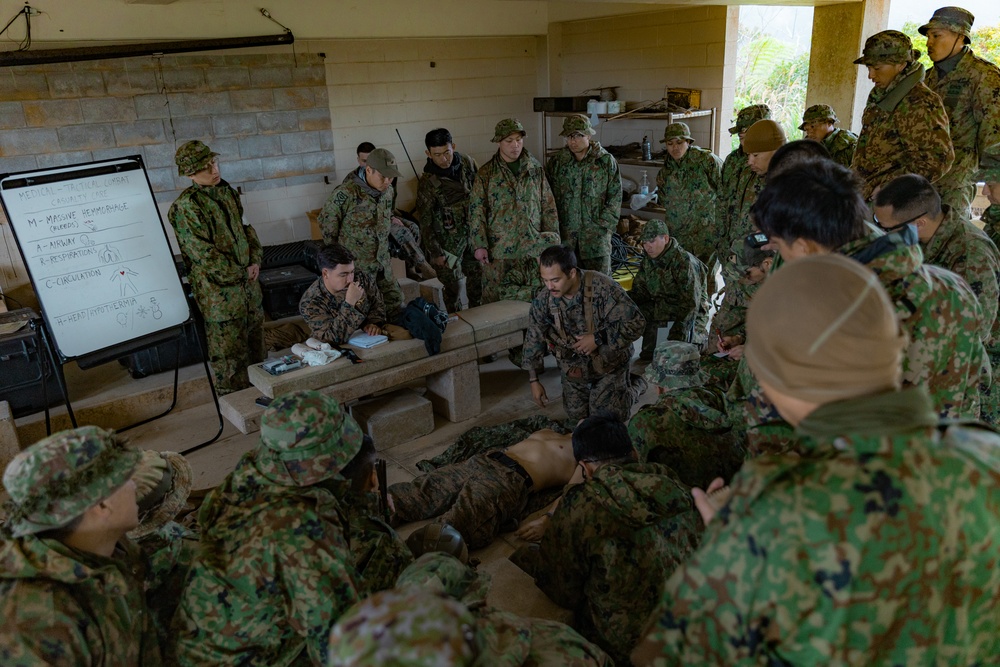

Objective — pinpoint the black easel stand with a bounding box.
[33,317,224,453]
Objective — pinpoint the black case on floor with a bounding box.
[0,308,66,418]
[259,264,318,319]
[261,241,309,270]
[117,319,205,379]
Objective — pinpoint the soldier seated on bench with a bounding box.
[388,428,581,550]
[299,243,387,346]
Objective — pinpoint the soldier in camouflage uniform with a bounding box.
[521,414,701,665]
[299,243,387,345]
[633,254,1000,666]
[416,128,481,310]
[874,174,1000,425]
[545,115,622,274]
[172,391,367,666]
[798,104,858,168]
[920,7,1000,217]
[753,158,986,426]
[169,140,264,395]
[717,104,770,261]
[469,118,560,304]
[330,553,612,666]
[655,122,723,265]
[629,342,745,489]
[631,220,709,361]
[0,426,162,665]
[523,245,646,422]
[851,30,955,202]
[319,147,405,320]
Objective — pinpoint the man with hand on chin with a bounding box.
[299,243,387,345]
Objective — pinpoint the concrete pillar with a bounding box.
[719,7,740,153]
[806,0,890,134]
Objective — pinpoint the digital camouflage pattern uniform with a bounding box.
[388,452,534,550]
[330,554,612,667]
[298,269,386,345]
[798,104,857,168]
[851,33,955,201]
[631,221,709,360]
[630,342,745,489]
[545,115,622,274]
[318,173,403,319]
[921,205,1000,424]
[172,391,364,666]
[655,123,724,265]
[637,388,1000,665]
[0,426,161,666]
[344,491,413,596]
[717,104,770,259]
[469,119,560,304]
[169,142,264,396]
[416,151,481,310]
[522,270,645,421]
[921,6,1000,216]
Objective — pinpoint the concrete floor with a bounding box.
[11,344,655,623]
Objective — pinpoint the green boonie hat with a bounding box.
[661,122,693,144]
[396,553,489,603]
[255,390,363,487]
[919,6,974,44]
[3,426,140,538]
[641,219,669,242]
[854,30,918,66]
[729,104,771,135]
[128,450,192,541]
[643,341,709,390]
[366,148,403,179]
[328,589,479,667]
[492,118,526,142]
[799,104,838,130]
[175,140,219,177]
[560,114,595,137]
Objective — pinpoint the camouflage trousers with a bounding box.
[638,311,694,361]
[435,248,482,311]
[578,254,611,275]
[481,257,542,304]
[388,455,531,549]
[560,362,634,422]
[374,268,404,323]
[203,310,264,395]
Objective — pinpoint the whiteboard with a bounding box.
[0,157,189,360]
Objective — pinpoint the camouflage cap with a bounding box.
[728,104,771,135]
[366,148,403,179]
[976,153,1000,183]
[492,118,526,142]
[2,426,140,538]
[127,450,192,541]
[798,104,838,130]
[854,30,918,66]
[661,122,694,144]
[643,341,709,390]
[328,589,479,667]
[641,219,669,242]
[919,6,974,44]
[396,552,489,604]
[560,114,596,137]
[255,390,363,487]
[175,140,219,177]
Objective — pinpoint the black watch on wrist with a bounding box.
[593,330,606,346]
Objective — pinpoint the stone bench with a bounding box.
[219,300,531,434]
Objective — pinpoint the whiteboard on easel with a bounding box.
[0,156,189,360]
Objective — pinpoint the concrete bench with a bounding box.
[219,300,531,434]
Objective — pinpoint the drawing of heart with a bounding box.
[120,271,125,275]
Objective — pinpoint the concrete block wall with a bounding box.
[551,6,735,155]
[312,36,546,211]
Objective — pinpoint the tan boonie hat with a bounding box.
[128,450,193,541]
[742,120,787,154]
[641,219,669,242]
[175,140,219,177]
[919,6,974,44]
[799,104,838,130]
[254,390,363,487]
[366,148,403,179]
[729,104,771,135]
[492,118,526,142]
[644,341,709,390]
[3,426,140,538]
[661,122,694,144]
[560,114,595,137]
[854,30,918,66]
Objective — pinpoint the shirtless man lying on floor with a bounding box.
[388,429,581,550]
